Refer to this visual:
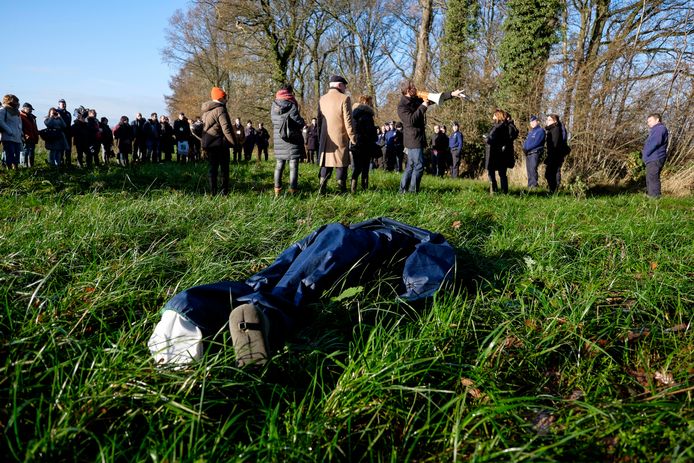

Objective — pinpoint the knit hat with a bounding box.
[22,102,34,110]
[529,115,538,122]
[211,87,227,101]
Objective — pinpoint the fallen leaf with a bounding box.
[627,328,650,342]
[628,368,649,388]
[503,335,523,349]
[650,261,658,271]
[451,220,461,229]
[667,323,689,333]
[567,389,584,401]
[460,377,474,387]
[524,319,539,330]
[532,411,556,435]
[654,371,674,386]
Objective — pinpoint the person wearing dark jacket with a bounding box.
[231,117,245,162]
[131,113,147,163]
[70,108,89,168]
[255,122,270,162]
[431,125,449,177]
[306,118,319,164]
[99,117,115,164]
[449,122,463,178]
[642,113,669,198]
[201,87,237,195]
[243,120,256,161]
[85,109,101,168]
[350,95,378,193]
[484,110,511,194]
[144,113,161,163]
[113,116,133,166]
[20,103,39,167]
[56,99,72,165]
[44,107,68,166]
[504,113,519,170]
[544,114,569,193]
[173,113,191,162]
[270,84,305,196]
[159,115,174,162]
[397,80,464,193]
[522,115,545,189]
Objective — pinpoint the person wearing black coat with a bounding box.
[144,113,161,163]
[243,120,256,161]
[544,114,569,193]
[431,125,449,177]
[484,110,511,193]
[113,116,133,166]
[85,110,101,168]
[159,116,175,162]
[505,112,519,170]
[99,117,115,164]
[306,118,319,164]
[173,113,191,162]
[255,122,270,162]
[350,95,378,193]
[131,113,147,163]
[56,99,72,165]
[71,110,89,168]
[270,84,305,195]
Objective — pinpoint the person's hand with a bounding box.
[422,100,429,107]
[451,90,467,99]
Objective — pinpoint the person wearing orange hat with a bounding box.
[200,87,237,195]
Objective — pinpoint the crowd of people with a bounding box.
[0,83,669,198]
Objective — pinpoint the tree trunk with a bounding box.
[413,0,434,86]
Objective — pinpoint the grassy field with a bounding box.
[1,158,692,462]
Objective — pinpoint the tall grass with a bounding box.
[1,159,692,462]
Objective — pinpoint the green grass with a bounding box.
[1,157,692,462]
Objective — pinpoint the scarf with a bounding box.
[275,89,297,105]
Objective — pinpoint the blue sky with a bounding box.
[1,0,190,126]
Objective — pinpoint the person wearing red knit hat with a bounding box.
[200,87,237,195]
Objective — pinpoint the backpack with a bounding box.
[278,113,292,142]
[39,127,62,142]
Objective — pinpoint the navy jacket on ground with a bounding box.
[163,218,455,339]
[642,123,668,163]
[523,125,546,154]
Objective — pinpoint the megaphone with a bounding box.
[416,91,443,105]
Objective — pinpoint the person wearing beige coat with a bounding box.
[317,75,357,193]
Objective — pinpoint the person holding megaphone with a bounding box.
[397,80,466,194]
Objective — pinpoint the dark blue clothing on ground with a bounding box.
[642,122,668,163]
[163,218,455,340]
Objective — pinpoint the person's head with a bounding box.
[2,94,19,108]
[311,117,317,126]
[179,112,185,120]
[505,111,512,121]
[399,80,417,97]
[647,113,661,128]
[395,122,403,131]
[211,86,227,103]
[546,114,559,126]
[136,112,143,120]
[48,107,58,118]
[150,112,157,120]
[258,122,264,128]
[329,75,347,93]
[58,99,66,110]
[235,117,241,125]
[247,120,253,127]
[452,121,459,131]
[493,109,505,123]
[88,109,97,118]
[529,115,539,129]
[433,124,440,133]
[100,117,108,125]
[21,102,33,114]
[160,115,166,123]
[120,115,129,124]
[358,95,373,107]
[279,83,293,94]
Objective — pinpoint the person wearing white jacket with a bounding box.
[0,94,23,169]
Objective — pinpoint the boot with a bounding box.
[350,179,357,194]
[274,187,282,197]
[337,179,347,194]
[229,304,270,367]
[362,178,368,191]
[318,177,328,195]
[288,188,298,195]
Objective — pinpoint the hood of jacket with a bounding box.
[201,100,225,113]
[272,98,293,115]
[352,103,374,119]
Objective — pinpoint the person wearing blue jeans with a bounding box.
[397,80,465,193]
[522,115,545,189]
[642,113,668,198]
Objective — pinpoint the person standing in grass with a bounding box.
[85,109,101,168]
[201,86,237,195]
[350,94,378,193]
[522,115,545,190]
[0,94,23,169]
[20,103,39,167]
[317,75,357,194]
[131,112,147,163]
[56,99,72,165]
[306,118,318,164]
[231,117,245,162]
[642,113,669,198]
[44,107,68,167]
[99,117,115,164]
[270,83,305,196]
[173,113,191,163]
[113,116,133,166]
[71,107,89,168]
[484,109,511,194]
[255,122,270,162]
[243,120,256,162]
[144,113,161,163]
[544,114,569,193]
[159,115,174,162]
[449,122,463,179]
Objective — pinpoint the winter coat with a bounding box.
[306,124,318,151]
[113,122,133,154]
[256,127,270,148]
[71,119,89,149]
[244,126,256,148]
[173,118,191,142]
[449,131,463,151]
[144,119,160,142]
[318,88,356,167]
[200,100,236,149]
[99,122,114,145]
[397,95,428,149]
[270,97,306,161]
[642,122,668,163]
[351,103,378,160]
[232,122,245,146]
[43,116,68,151]
[505,120,519,168]
[131,117,147,140]
[545,122,568,165]
[485,122,510,171]
[523,125,545,154]
[20,111,39,145]
[0,106,23,143]
[433,132,449,153]
[85,116,101,146]
[159,122,174,151]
